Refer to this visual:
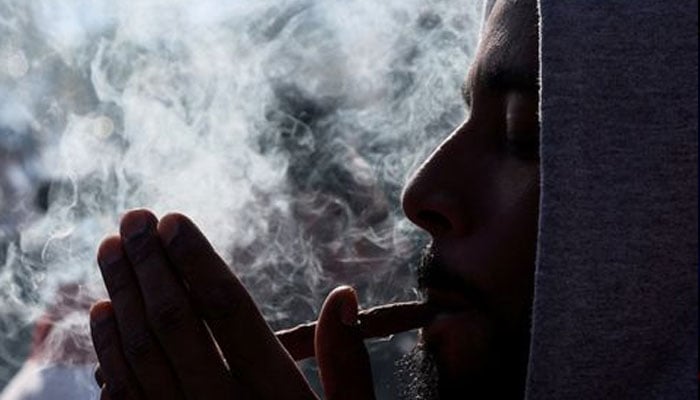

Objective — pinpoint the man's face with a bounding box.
[400,0,539,397]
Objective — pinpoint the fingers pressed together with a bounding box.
[90,209,375,400]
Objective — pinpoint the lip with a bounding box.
[421,287,491,351]
[422,283,490,332]
[425,287,481,315]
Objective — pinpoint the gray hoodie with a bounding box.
[525,1,698,398]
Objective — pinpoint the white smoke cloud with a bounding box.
[0,0,482,396]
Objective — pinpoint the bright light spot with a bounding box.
[91,116,114,139]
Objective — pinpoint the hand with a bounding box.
[89,209,375,400]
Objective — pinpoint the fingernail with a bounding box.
[339,288,359,327]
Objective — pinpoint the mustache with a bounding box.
[416,243,490,314]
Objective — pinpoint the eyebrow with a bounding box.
[461,64,539,106]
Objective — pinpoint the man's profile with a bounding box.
[87,0,700,399]
[89,1,540,398]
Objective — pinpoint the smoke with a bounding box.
[0,0,482,396]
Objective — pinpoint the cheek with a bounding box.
[465,165,539,327]
[487,176,539,326]
[492,161,539,216]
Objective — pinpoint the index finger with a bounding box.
[157,213,317,400]
[116,211,234,399]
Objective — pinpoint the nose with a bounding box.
[401,123,484,238]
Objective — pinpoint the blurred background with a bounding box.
[0,0,482,398]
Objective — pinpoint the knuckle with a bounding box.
[122,330,156,361]
[195,281,245,320]
[148,300,188,335]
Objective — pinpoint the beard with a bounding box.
[394,245,440,400]
[395,342,440,400]
[394,245,443,400]
[395,334,529,400]
[394,244,532,400]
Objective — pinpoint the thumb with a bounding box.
[315,286,375,400]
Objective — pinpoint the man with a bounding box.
[91,1,539,398]
[90,0,697,399]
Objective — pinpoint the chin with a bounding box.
[414,312,530,399]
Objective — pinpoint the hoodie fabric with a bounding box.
[525,1,698,399]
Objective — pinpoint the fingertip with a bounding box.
[316,286,364,356]
[96,235,124,267]
[90,301,116,355]
[157,212,218,265]
[327,286,359,327]
[121,208,157,222]
[89,300,114,325]
[328,285,356,298]
[157,212,189,247]
[119,208,157,241]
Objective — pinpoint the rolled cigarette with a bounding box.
[275,301,435,361]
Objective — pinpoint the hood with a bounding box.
[525,1,698,398]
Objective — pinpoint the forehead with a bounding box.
[467,0,539,92]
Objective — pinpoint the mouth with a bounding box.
[417,245,492,351]
[417,287,496,385]
[421,286,488,340]
[424,287,481,314]
[417,243,490,321]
